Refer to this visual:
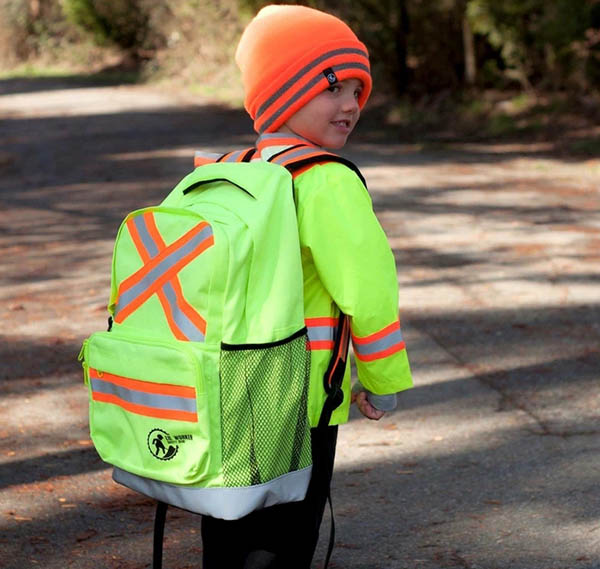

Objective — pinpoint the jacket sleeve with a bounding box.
[296,162,412,396]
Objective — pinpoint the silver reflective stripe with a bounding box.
[306,325,334,342]
[256,48,368,120]
[131,215,206,342]
[222,149,245,162]
[161,281,205,342]
[113,466,312,520]
[353,327,404,356]
[259,61,370,132]
[270,146,324,165]
[195,151,222,161]
[133,215,160,257]
[116,225,213,315]
[91,377,197,413]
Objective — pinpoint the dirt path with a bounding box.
[1,80,599,568]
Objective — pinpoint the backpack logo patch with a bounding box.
[147,428,193,460]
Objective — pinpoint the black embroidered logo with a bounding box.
[323,68,338,85]
[147,428,192,460]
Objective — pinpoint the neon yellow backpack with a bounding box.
[80,159,317,520]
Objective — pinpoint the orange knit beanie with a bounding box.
[235,4,372,134]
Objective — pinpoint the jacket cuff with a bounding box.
[367,392,397,411]
[352,381,398,411]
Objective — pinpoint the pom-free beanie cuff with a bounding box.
[236,5,372,133]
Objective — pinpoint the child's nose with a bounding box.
[342,94,359,113]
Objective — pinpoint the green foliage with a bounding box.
[61,0,110,45]
[467,0,598,91]
[0,0,80,66]
[60,0,168,52]
[1,0,598,95]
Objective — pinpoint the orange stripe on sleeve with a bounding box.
[352,320,400,345]
[353,341,406,362]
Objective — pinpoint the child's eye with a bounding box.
[327,85,341,93]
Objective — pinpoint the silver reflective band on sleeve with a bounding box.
[353,327,404,357]
[113,466,312,520]
[306,324,335,342]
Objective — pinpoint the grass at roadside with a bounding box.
[0,62,142,84]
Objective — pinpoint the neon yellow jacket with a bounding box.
[258,135,413,426]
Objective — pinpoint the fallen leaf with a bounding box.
[76,529,97,542]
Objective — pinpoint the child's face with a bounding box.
[279,78,363,149]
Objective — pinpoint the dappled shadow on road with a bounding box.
[0,337,82,385]
[328,422,600,568]
[1,88,599,568]
[0,446,105,490]
[1,417,598,568]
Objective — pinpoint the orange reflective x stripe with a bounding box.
[114,211,213,341]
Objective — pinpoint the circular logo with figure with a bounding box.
[147,428,179,461]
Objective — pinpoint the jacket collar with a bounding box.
[256,132,319,161]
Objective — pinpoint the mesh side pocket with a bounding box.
[219,331,311,487]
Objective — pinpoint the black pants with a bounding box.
[201,426,338,569]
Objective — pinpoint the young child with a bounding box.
[201,5,413,568]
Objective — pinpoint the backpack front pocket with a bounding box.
[83,331,216,485]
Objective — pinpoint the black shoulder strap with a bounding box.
[317,313,351,569]
[153,501,168,569]
[317,313,351,430]
[268,144,367,187]
[217,148,257,163]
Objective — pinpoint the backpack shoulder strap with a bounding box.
[267,145,358,428]
[267,144,366,187]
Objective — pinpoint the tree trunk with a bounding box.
[462,12,476,86]
[394,0,410,94]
